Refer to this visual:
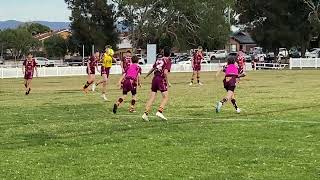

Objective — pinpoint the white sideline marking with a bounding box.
[116,115,320,124]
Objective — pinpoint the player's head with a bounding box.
[227,56,236,65]
[27,53,33,60]
[126,50,131,56]
[198,46,203,52]
[94,50,100,57]
[163,46,171,57]
[105,45,111,51]
[132,55,139,64]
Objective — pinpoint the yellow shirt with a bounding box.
[102,49,114,68]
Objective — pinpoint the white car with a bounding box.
[306,49,320,58]
[35,57,55,67]
[279,48,289,57]
[136,54,146,65]
[210,50,228,60]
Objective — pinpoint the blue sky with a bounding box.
[0,0,71,22]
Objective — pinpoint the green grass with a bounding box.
[0,70,319,180]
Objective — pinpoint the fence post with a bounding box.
[289,58,292,70]
[300,59,302,69]
[316,59,318,69]
[1,67,3,79]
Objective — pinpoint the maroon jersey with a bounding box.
[88,56,98,68]
[23,59,37,73]
[153,57,171,78]
[193,52,203,65]
[122,56,132,70]
[236,51,246,69]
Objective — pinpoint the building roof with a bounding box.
[34,29,72,41]
[231,31,256,44]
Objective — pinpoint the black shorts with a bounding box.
[223,76,237,92]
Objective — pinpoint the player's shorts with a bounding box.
[151,76,168,93]
[193,64,201,71]
[87,67,95,75]
[24,72,33,80]
[122,78,137,95]
[223,76,237,92]
[101,67,111,77]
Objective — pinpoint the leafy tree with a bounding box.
[65,0,119,55]
[0,28,40,60]
[44,35,68,58]
[236,0,314,56]
[20,23,51,35]
[115,0,233,51]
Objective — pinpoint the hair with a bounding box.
[27,52,33,56]
[227,56,236,65]
[198,46,203,50]
[105,45,112,49]
[95,50,100,53]
[163,46,171,57]
[126,50,131,53]
[132,55,139,63]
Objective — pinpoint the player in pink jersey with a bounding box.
[22,53,38,95]
[83,51,100,93]
[113,56,142,114]
[121,50,132,74]
[190,46,204,86]
[142,47,171,121]
[216,56,241,113]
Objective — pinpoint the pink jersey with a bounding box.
[125,63,141,80]
[225,64,239,77]
[153,57,171,78]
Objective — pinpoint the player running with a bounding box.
[22,53,38,95]
[83,51,100,93]
[113,56,141,114]
[142,47,172,121]
[120,50,132,74]
[216,56,241,113]
[236,49,246,78]
[190,46,204,86]
[94,45,114,101]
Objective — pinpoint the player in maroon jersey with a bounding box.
[120,50,132,74]
[190,46,204,86]
[142,47,171,121]
[22,53,38,95]
[83,51,100,93]
[236,49,247,78]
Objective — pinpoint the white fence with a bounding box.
[290,58,320,69]
[1,64,245,79]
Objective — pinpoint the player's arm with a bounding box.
[118,73,125,87]
[34,65,38,77]
[87,61,91,74]
[22,65,25,75]
[164,69,169,85]
[145,68,155,79]
[137,73,141,87]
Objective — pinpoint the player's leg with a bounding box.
[113,94,127,114]
[83,75,92,93]
[216,89,234,113]
[231,93,241,113]
[197,71,203,85]
[156,91,169,121]
[142,92,157,121]
[26,79,32,95]
[190,71,195,85]
[129,95,137,113]
[101,74,109,101]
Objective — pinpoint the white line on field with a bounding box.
[116,115,320,124]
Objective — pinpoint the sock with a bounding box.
[117,98,124,106]
[144,111,149,115]
[83,81,90,89]
[197,76,200,83]
[158,106,164,113]
[220,98,228,105]
[191,78,194,83]
[131,99,136,106]
[231,99,238,110]
[24,83,27,88]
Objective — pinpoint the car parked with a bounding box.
[0,56,4,64]
[210,50,228,60]
[65,56,85,66]
[279,48,289,57]
[35,57,55,67]
[306,48,320,58]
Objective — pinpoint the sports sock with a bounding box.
[231,99,238,110]
[220,98,228,105]
[117,98,124,106]
[131,99,136,106]
[197,76,200,83]
[83,81,90,89]
[158,106,164,113]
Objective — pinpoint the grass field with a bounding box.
[0,70,319,179]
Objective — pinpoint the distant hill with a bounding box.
[0,20,70,30]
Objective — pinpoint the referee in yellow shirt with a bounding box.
[95,45,114,101]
